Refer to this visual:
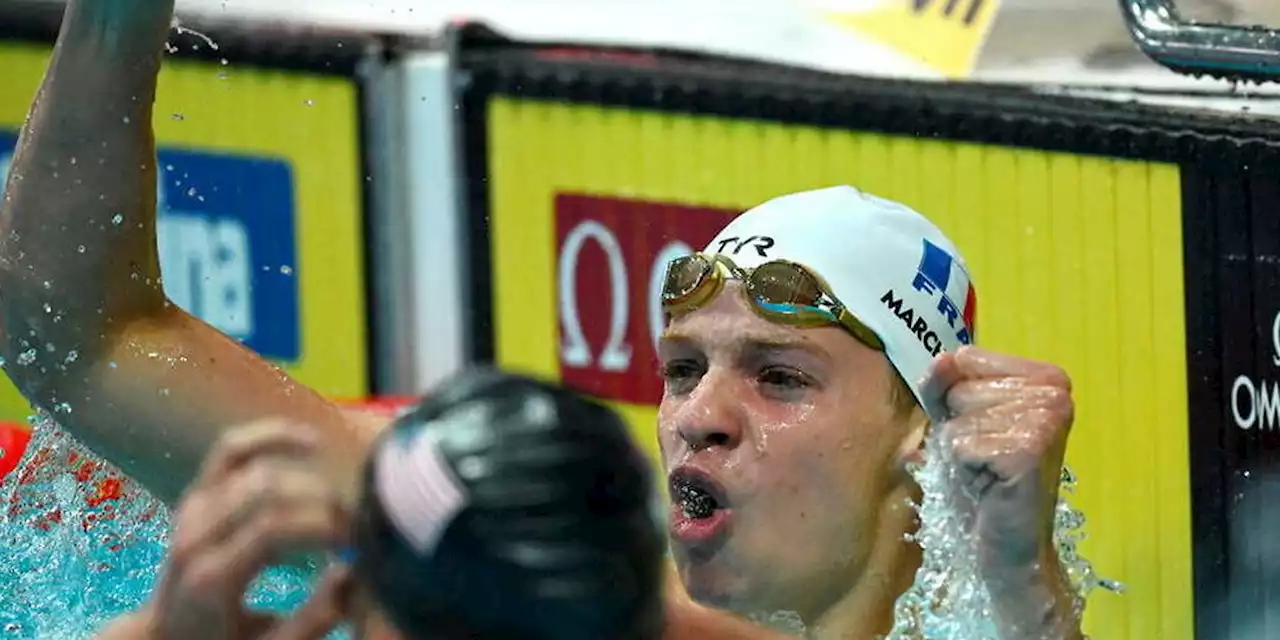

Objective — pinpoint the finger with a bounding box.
[940,400,1063,448]
[192,420,319,489]
[938,403,1068,477]
[170,460,341,574]
[211,496,351,590]
[165,489,222,574]
[262,565,354,640]
[919,351,964,416]
[935,422,1033,512]
[164,461,349,602]
[947,427,1041,470]
[163,497,348,612]
[944,379,1070,416]
[211,460,346,546]
[952,347,1072,389]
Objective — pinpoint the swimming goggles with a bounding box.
[661,253,883,350]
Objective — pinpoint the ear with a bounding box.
[894,407,930,479]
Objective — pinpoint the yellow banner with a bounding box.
[820,0,1002,78]
[0,41,369,422]
[485,96,1191,639]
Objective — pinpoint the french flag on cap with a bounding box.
[912,239,977,345]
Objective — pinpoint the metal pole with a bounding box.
[1119,0,1280,82]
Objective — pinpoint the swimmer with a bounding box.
[0,0,1083,638]
[97,370,670,640]
[348,369,667,639]
[657,192,1082,638]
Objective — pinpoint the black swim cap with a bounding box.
[352,368,666,640]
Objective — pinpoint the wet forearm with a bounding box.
[0,0,174,387]
[989,555,1083,640]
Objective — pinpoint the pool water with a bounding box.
[0,414,327,639]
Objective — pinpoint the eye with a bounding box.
[660,359,703,394]
[758,366,809,391]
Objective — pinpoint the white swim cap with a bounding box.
[704,186,976,419]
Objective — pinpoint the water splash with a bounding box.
[169,17,219,53]
[886,431,997,640]
[886,432,1115,640]
[1054,466,1122,601]
[0,413,328,638]
[746,610,806,636]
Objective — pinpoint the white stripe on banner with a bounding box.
[374,429,469,555]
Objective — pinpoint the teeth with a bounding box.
[678,483,718,519]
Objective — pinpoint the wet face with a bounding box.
[658,282,918,620]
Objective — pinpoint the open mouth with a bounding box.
[670,470,728,520]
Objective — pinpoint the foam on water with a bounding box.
[0,413,325,639]
[886,431,1114,640]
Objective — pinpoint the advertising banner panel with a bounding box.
[477,94,1190,638]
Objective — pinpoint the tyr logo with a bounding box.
[712,235,775,257]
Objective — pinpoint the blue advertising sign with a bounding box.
[0,131,300,361]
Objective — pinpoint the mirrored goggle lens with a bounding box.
[662,254,714,303]
[746,262,830,316]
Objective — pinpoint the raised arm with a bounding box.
[0,0,383,504]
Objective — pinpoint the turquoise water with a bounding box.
[0,414,323,639]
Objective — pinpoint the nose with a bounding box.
[673,368,746,451]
